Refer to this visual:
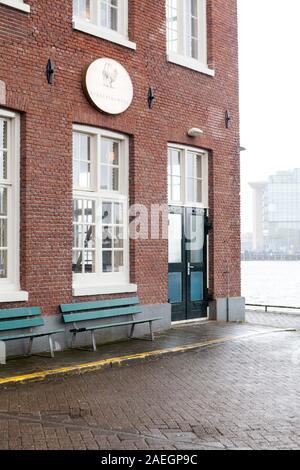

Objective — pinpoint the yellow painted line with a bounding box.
[0,328,295,386]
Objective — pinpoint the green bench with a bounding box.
[60,297,162,351]
[0,307,64,363]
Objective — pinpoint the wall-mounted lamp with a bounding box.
[225,110,231,129]
[147,87,155,109]
[188,127,204,137]
[46,59,55,85]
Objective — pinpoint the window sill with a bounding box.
[167,53,215,77]
[0,0,30,12]
[73,19,136,51]
[72,283,138,297]
[0,290,29,302]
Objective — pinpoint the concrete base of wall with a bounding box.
[209,297,246,322]
[4,303,172,359]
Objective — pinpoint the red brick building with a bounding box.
[0,0,244,355]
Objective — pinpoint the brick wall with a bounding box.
[0,0,240,315]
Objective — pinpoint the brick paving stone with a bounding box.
[0,327,300,450]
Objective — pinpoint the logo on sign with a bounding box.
[83,58,133,115]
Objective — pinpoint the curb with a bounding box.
[0,328,296,386]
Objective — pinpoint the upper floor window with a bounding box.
[73,0,136,50]
[0,0,30,12]
[166,0,214,76]
[168,145,208,207]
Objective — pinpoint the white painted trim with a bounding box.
[72,284,137,297]
[0,0,30,13]
[0,110,24,302]
[0,291,29,302]
[167,52,215,77]
[73,19,136,50]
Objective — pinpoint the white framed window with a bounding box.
[0,0,30,13]
[72,125,136,297]
[168,144,208,208]
[166,0,214,76]
[0,109,27,302]
[72,0,136,50]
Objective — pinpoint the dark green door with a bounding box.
[168,206,208,322]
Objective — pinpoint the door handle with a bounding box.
[187,262,195,276]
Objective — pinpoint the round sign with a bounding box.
[83,58,134,115]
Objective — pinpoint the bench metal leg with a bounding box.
[149,321,155,341]
[91,331,97,352]
[129,323,135,339]
[27,337,34,356]
[71,332,77,348]
[48,335,55,358]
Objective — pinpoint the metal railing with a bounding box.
[246,303,300,313]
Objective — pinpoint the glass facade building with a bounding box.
[251,169,300,253]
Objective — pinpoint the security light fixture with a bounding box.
[46,59,55,85]
[188,128,204,137]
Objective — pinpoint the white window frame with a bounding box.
[168,143,209,209]
[166,0,214,76]
[0,109,28,302]
[72,124,136,297]
[0,0,30,13]
[73,0,136,51]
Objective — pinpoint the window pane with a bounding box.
[101,139,119,165]
[100,0,118,31]
[114,203,123,224]
[103,251,112,272]
[102,226,113,249]
[114,227,124,248]
[187,153,202,178]
[167,0,179,54]
[72,250,83,273]
[0,188,7,216]
[168,272,183,304]
[100,166,119,191]
[190,272,204,301]
[0,219,7,248]
[73,132,91,189]
[0,250,7,279]
[73,0,91,21]
[168,213,182,263]
[187,178,202,203]
[0,151,7,180]
[84,251,95,273]
[114,251,124,272]
[189,214,204,263]
[73,199,84,223]
[171,176,181,201]
[73,225,83,249]
[102,202,112,223]
[0,119,7,149]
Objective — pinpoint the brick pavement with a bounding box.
[0,326,299,450]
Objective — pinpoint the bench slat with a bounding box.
[0,328,64,342]
[0,318,44,332]
[63,306,142,323]
[60,297,139,313]
[70,317,163,333]
[0,307,42,320]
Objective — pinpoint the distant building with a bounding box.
[241,233,253,253]
[250,169,300,253]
